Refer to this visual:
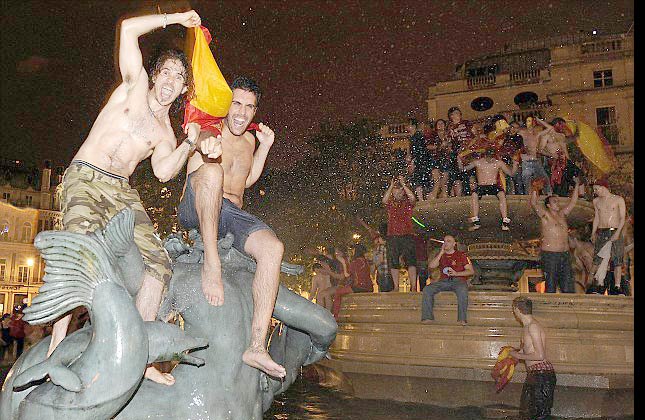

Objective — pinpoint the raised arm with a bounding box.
[382,177,396,205]
[562,180,580,216]
[399,175,416,204]
[535,117,554,131]
[119,11,201,88]
[462,159,476,172]
[530,190,547,219]
[498,159,519,177]
[246,124,274,187]
[428,247,444,269]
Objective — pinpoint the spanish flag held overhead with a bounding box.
[182,26,232,135]
[564,118,616,174]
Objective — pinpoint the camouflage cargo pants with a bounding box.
[60,161,172,288]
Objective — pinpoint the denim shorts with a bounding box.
[178,172,273,254]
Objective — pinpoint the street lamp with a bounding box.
[27,258,34,287]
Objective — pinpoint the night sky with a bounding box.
[1,1,633,170]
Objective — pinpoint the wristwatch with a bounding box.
[183,136,196,149]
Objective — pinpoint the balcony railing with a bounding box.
[510,69,541,85]
[0,276,42,285]
[467,74,496,90]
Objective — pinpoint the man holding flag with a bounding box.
[49,10,219,386]
[178,72,287,378]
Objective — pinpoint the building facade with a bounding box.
[381,31,634,155]
[0,160,63,314]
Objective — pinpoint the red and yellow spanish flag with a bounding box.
[183,26,232,135]
[564,118,616,175]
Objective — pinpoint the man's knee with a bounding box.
[192,164,224,189]
[247,230,284,260]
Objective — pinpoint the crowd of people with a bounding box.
[309,106,632,323]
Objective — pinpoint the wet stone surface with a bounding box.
[264,376,633,420]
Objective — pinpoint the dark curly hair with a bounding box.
[230,76,262,107]
[148,49,194,115]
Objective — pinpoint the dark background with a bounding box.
[1,0,633,170]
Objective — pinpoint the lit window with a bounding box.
[596,106,619,145]
[593,70,613,88]
[0,259,6,280]
[22,222,32,243]
[17,266,29,283]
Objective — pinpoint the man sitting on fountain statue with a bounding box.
[460,146,519,232]
[590,178,627,295]
[177,76,288,378]
[531,179,582,293]
[509,297,557,420]
[421,235,474,325]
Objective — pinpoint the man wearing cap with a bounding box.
[421,235,474,325]
[590,179,626,294]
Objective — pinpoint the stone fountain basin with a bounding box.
[414,195,595,244]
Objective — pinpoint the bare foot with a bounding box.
[202,265,224,306]
[242,346,286,378]
[144,366,175,386]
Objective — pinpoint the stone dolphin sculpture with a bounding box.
[0,210,207,419]
[1,209,338,419]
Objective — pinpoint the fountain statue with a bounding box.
[0,209,337,419]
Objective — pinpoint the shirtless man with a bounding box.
[536,117,581,197]
[309,263,332,306]
[590,179,626,294]
[177,76,287,378]
[509,297,557,420]
[51,11,213,386]
[530,181,580,293]
[461,148,518,231]
[518,116,551,195]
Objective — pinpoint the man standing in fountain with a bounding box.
[177,76,287,378]
[517,116,552,195]
[590,179,626,295]
[50,10,211,386]
[510,297,557,420]
[530,181,581,293]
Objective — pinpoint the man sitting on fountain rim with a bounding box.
[461,146,518,232]
[421,235,474,325]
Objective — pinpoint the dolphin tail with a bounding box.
[22,209,134,325]
[102,207,136,257]
[13,362,82,392]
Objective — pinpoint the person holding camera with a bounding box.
[382,175,418,291]
[421,235,474,325]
